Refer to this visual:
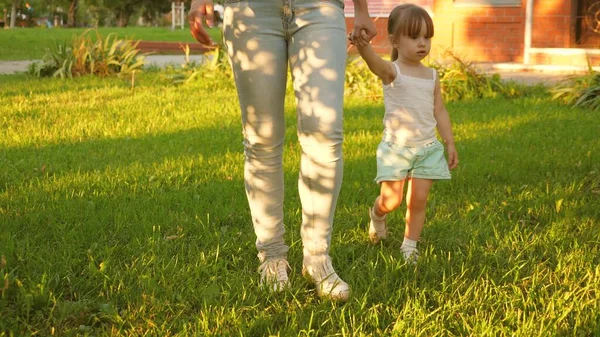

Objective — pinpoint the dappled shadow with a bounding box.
[221,0,348,259]
[0,125,241,185]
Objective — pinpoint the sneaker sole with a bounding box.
[302,267,351,302]
[317,287,350,301]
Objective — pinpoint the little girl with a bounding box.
[351,4,458,263]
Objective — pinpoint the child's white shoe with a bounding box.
[401,247,419,265]
[368,207,388,243]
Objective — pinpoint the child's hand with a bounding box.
[446,144,459,169]
[348,31,370,47]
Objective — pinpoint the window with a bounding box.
[454,0,521,6]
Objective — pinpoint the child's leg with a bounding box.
[369,180,405,243]
[404,178,433,239]
[375,180,405,215]
[402,178,433,262]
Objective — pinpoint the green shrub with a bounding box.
[166,44,234,89]
[550,66,600,111]
[345,56,381,98]
[27,40,74,78]
[169,47,531,104]
[28,30,146,78]
[344,50,529,102]
[430,51,507,102]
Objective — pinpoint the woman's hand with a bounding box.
[188,0,215,46]
[351,8,376,46]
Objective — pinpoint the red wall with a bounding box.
[432,0,525,62]
[530,0,574,48]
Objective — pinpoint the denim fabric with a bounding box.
[222,0,347,263]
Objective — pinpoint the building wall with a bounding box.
[530,0,573,49]
[346,0,587,64]
[432,0,526,62]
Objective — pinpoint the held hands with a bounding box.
[348,12,376,47]
[446,144,459,170]
[188,0,215,47]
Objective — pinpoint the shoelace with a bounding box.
[307,259,339,284]
[258,259,290,283]
[303,258,350,300]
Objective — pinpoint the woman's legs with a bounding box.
[223,3,289,263]
[287,0,347,267]
[287,0,350,300]
[223,0,350,298]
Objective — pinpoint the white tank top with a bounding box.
[382,62,437,146]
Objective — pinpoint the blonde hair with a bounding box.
[387,4,434,61]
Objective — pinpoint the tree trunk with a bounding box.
[9,1,18,28]
[116,7,133,27]
[67,0,78,28]
[117,11,126,27]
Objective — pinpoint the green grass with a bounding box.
[1,71,599,336]
[0,27,222,61]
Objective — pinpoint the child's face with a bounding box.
[393,20,431,62]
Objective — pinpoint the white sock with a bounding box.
[401,237,419,263]
[371,204,386,219]
[401,237,418,251]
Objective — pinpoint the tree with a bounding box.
[66,0,76,27]
[0,0,184,28]
[29,0,80,27]
[9,0,20,28]
[102,0,172,27]
[139,0,171,26]
[102,0,140,27]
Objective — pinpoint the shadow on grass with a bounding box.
[1,95,599,334]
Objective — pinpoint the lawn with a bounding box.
[0,70,599,336]
[0,27,222,61]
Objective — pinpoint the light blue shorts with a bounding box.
[375,139,451,183]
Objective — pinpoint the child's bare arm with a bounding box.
[433,77,459,169]
[355,42,396,85]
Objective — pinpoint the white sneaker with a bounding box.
[368,207,388,243]
[258,258,290,292]
[401,247,419,265]
[303,257,350,301]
